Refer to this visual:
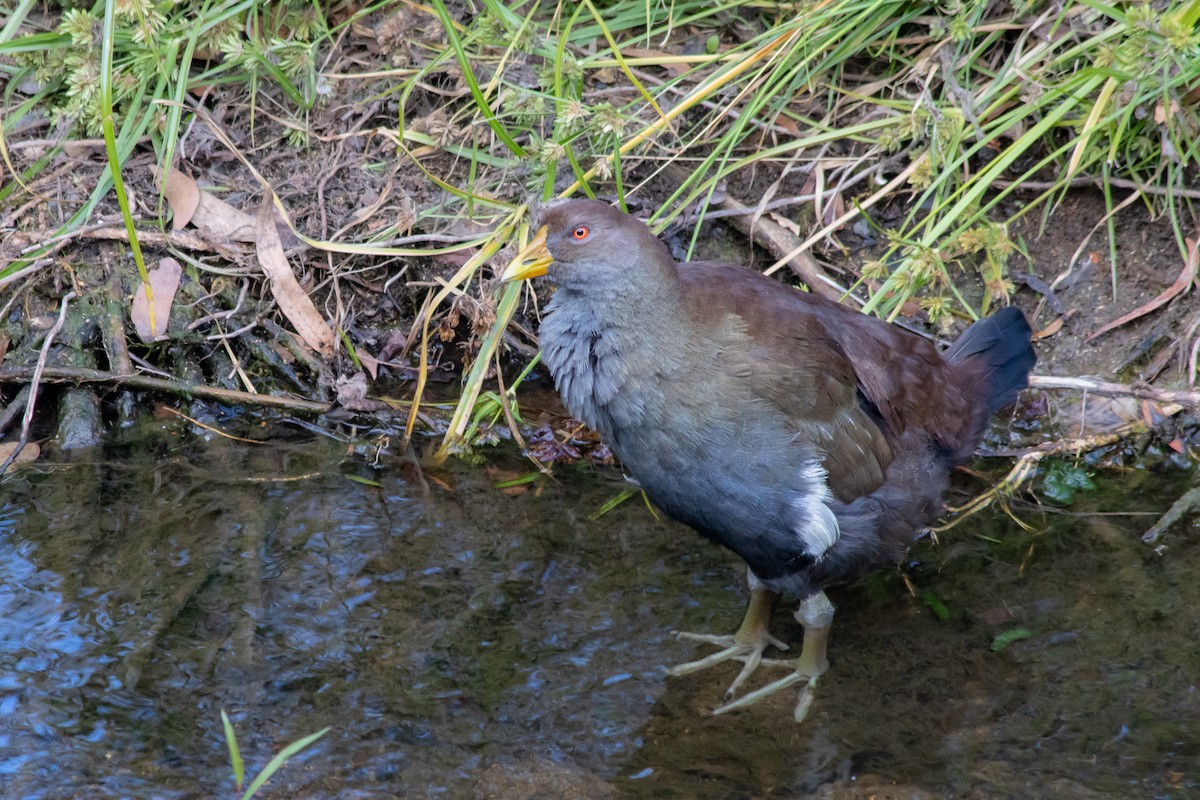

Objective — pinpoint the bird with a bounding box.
[500,198,1037,721]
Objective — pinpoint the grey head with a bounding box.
[531,199,675,293]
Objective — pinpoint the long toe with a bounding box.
[666,629,790,695]
[666,638,749,677]
[711,665,821,721]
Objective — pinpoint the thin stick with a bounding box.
[0,364,332,415]
[1029,374,1200,408]
[0,292,75,475]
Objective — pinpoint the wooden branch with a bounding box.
[1029,375,1200,408]
[0,365,332,415]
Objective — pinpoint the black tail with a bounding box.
[945,307,1037,416]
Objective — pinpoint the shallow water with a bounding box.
[0,424,1196,799]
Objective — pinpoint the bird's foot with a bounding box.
[666,584,785,698]
[711,656,824,722]
[680,590,834,723]
[667,627,791,699]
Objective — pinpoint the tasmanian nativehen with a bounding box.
[501,199,1037,721]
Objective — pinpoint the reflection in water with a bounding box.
[0,428,1196,799]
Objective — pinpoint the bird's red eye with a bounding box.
[572,225,590,240]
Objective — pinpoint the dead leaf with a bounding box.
[768,212,800,236]
[357,347,380,381]
[159,166,201,230]
[768,110,801,136]
[152,164,257,242]
[620,47,691,76]
[131,257,183,343]
[0,441,39,468]
[1088,234,1200,341]
[267,341,296,365]
[1032,317,1064,340]
[1154,99,1179,125]
[378,329,408,362]
[255,191,335,357]
[194,189,258,243]
[1059,395,1141,438]
[335,372,387,411]
[822,190,846,229]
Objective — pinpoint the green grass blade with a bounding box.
[0,0,40,45]
[429,0,526,157]
[241,726,330,800]
[100,0,153,322]
[220,710,245,789]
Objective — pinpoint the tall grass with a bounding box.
[412,0,1200,460]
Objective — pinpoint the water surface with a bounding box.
[0,425,1195,798]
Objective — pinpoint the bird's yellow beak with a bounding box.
[500,225,552,282]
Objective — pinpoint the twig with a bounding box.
[659,164,848,301]
[0,386,31,435]
[1142,485,1200,545]
[993,175,1200,200]
[696,155,904,222]
[0,261,52,292]
[934,421,1145,533]
[764,159,920,278]
[715,193,847,302]
[0,292,75,476]
[1029,374,1200,408]
[937,46,986,142]
[493,352,526,449]
[0,364,332,415]
[20,222,251,263]
[205,319,261,341]
[187,280,250,331]
[104,259,134,375]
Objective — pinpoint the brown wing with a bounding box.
[677,263,890,502]
[677,262,973,504]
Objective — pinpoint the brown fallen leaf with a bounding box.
[194,188,258,243]
[131,257,183,343]
[0,441,39,468]
[378,329,408,362]
[769,212,800,236]
[255,191,335,357]
[1088,234,1200,341]
[1032,317,1064,340]
[620,47,691,77]
[152,163,257,242]
[357,346,380,381]
[159,166,201,230]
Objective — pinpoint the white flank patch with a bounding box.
[792,459,840,558]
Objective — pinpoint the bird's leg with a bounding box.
[712,590,835,722]
[667,570,789,697]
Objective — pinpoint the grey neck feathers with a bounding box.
[539,253,687,438]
